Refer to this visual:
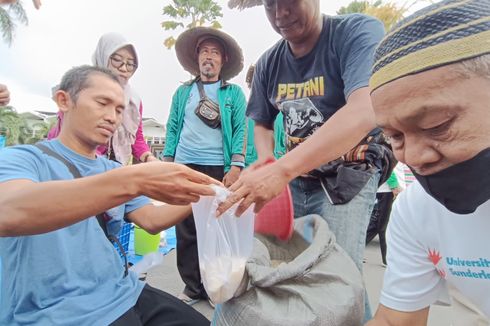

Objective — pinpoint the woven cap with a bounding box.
[370,0,490,92]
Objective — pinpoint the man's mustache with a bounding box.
[202,60,215,67]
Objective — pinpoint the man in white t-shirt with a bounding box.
[367,0,490,325]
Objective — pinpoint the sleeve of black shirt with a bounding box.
[245,54,278,129]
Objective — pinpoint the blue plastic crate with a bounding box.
[115,222,133,258]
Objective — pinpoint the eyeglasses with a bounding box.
[109,55,137,72]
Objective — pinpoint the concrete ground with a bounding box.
[145,237,458,325]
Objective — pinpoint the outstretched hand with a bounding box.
[216,159,290,216]
[137,162,221,205]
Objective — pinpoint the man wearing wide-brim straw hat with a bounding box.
[163,26,248,306]
[220,0,393,322]
[175,27,244,81]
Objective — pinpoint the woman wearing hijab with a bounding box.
[48,32,157,164]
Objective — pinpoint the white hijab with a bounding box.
[92,32,141,164]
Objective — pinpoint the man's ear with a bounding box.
[54,90,73,114]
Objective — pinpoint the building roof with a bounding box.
[142,118,166,131]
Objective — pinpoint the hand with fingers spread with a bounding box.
[217,160,291,217]
[136,162,221,205]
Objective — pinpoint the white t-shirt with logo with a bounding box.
[380,182,490,316]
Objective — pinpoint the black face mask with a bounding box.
[411,148,490,215]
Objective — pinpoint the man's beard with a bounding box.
[202,66,217,79]
[201,61,218,79]
[202,71,216,78]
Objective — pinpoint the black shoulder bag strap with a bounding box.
[196,79,207,100]
[34,143,129,277]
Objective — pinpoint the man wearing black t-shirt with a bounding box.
[221,0,392,320]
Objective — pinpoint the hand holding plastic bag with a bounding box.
[192,185,255,304]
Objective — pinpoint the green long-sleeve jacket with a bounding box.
[245,113,287,166]
[163,78,248,172]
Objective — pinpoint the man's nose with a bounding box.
[401,136,441,174]
[103,109,118,123]
[275,1,290,19]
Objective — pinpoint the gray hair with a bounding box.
[58,65,121,102]
[458,54,490,80]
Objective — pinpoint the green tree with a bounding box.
[0,106,32,145]
[364,2,407,30]
[0,0,41,45]
[24,120,51,144]
[337,1,382,15]
[337,0,432,31]
[161,0,223,49]
[0,0,28,46]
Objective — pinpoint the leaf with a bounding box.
[10,1,28,25]
[161,20,184,30]
[161,0,224,50]
[211,20,221,29]
[0,6,15,45]
[163,36,176,49]
[162,4,179,17]
[161,0,223,32]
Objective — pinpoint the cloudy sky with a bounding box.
[0,0,429,123]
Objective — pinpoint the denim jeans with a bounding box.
[290,172,379,321]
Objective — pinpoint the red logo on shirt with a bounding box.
[428,248,446,279]
[428,249,442,265]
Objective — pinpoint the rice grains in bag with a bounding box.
[192,185,254,304]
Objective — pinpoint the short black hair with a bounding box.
[58,65,121,102]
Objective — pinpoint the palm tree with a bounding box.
[0,0,28,46]
[0,0,41,45]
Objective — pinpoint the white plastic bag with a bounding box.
[129,252,164,277]
[192,185,255,304]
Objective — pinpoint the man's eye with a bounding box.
[386,133,404,145]
[391,134,403,141]
[424,120,453,137]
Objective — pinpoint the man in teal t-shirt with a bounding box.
[0,66,215,325]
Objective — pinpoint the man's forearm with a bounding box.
[0,167,142,237]
[276,88,376,180]
[254,123,275,160]
[129,204,191,234]
[366,305,429,326]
